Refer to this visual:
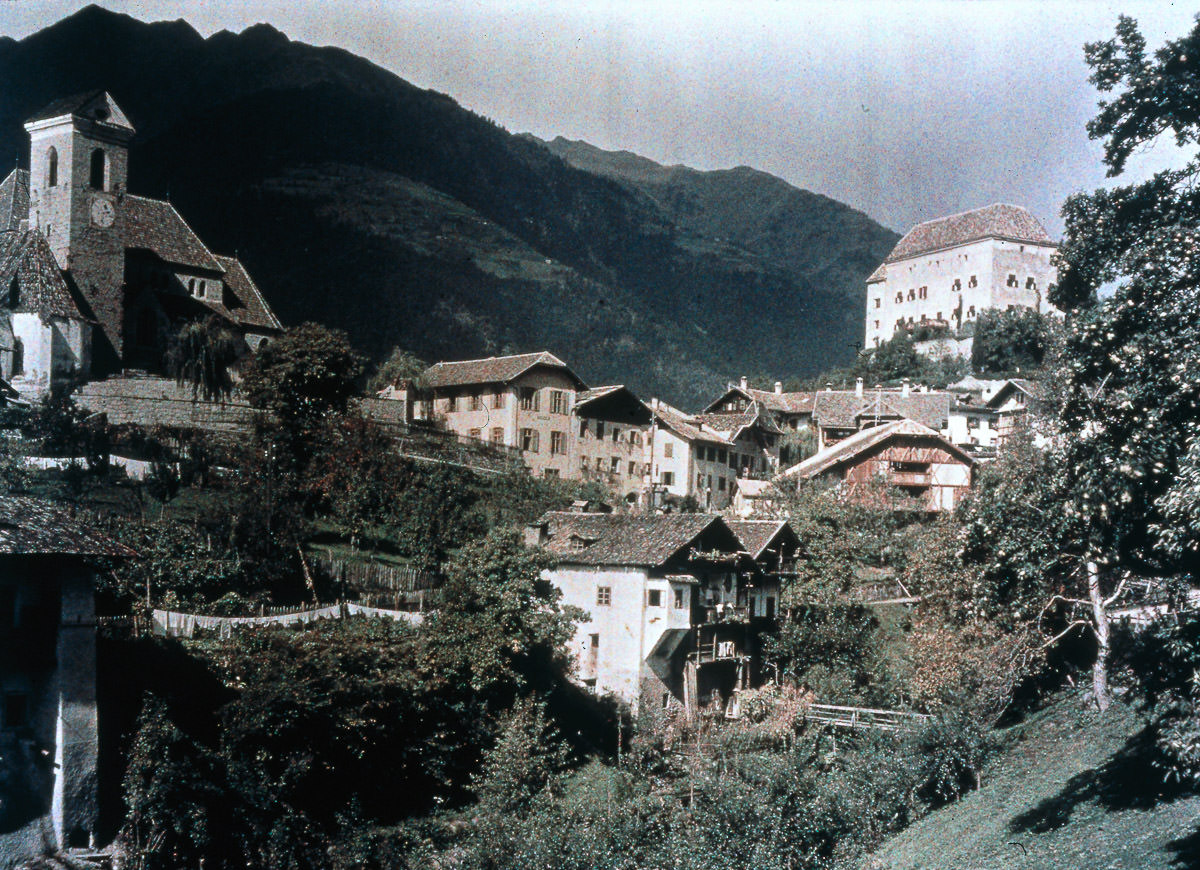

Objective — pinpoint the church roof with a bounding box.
[210,255,283,332]
[421,351,585,389]
[0,169,29,232]
[883,204,1054,263]
[0,230,85,321]
[26,90,135,133]
[120,195,222,273]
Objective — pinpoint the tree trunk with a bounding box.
[1088,560,1112,712]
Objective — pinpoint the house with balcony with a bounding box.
[529,512,791,715]
[778,418,975,513]
[0,496,134,868]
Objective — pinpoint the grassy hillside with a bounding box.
[0,6,899,406]
[869,692,1200,869]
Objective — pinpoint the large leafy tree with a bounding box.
[166,316,238,402]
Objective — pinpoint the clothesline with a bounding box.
[151,602,423,639]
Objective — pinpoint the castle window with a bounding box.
[11,337,23,377]
[1007,273,1018,287]
[907,288,915,301]
[8,275,18,308]
[89,148,107,190]
[969,275,978,287]
[895,292,903,304]
[873,297,880,308]
[47,147,58,187]
[1025,277,1036,289]
[968,305,976,317]
[952,278,962,291]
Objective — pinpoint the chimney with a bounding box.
[855,377,864,398]
[825,382,833,393]
[774,381,782,395]
[902,378,911,397]
[651,397,660,411]
[740,376,748,390]
[524,522,549,548]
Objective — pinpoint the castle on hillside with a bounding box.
[0,91,281,399]
[864,204,1058,354]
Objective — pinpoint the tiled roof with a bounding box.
[883,204,1054,263]
[537,511,724,567]
[986,378,1049,409]
[0,168,29,231]
[120,195,222,272]
[812,389,949,431]
[27,90,108,123]
[734,478,773,498]
[725,519,792,559]
[577,385,624,405]
[781,419,973,479]
[651,400,730,445]
[867,263,887,283]
[210,255,282,331]
[0,495,136,556]
[693,408,784,438]
[0,230,85,320]
[422,351,585,389]
[702,385,815,416]
[26,90,134,133]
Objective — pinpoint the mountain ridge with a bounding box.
[0,5,899,406]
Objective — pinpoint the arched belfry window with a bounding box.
[47,147,58,187]
[89,148,106,190]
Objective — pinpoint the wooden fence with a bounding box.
[311,552,441,593]
[803,703,932,733]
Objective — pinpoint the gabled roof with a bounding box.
[0,496,136,556]
[702,384,815,416]
[0,230,85,320]
[26,90,135,133]
[210,255,282,331]
[725,519,796,560]
[574,384,652,424]
[693,407,784,439]
[986,378,1047,409]
[882,204,1054,264]
[0,168,29,232]
[650,400,730,445]
[120,195,222,272]
[733,478,773,499]
[536,511,731,567]
[781,419,974,479]
[421,351,585,390]
[812,389,950,431]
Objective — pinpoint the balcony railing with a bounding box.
[888,471,931,487]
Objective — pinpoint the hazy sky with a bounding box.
[2,1,1195,235]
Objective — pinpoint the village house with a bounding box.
[864,203,1058,354]
[647,399,782,511]
[987,377,1052,447]
[529,512,794,714]
[701,377,816,432]
[572,385,653,502]
[778,418,976,513]
[0,91,281,397]
[0,496,134,868]
[389,351,589,479]
[811,379,950,451]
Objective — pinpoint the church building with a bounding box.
[864,203,1058,352]
[0,91,281,398]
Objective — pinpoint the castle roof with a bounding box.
[421,351,585,389]
[883,204,1054,263]
[120,195,222,272]
[0,230,85,321]
[0,169,29,232]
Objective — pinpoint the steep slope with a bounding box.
[532,135,899,347]
[869,693,1200,869]
[0,5,897,405]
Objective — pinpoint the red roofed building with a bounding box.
[864,203,1059,353]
